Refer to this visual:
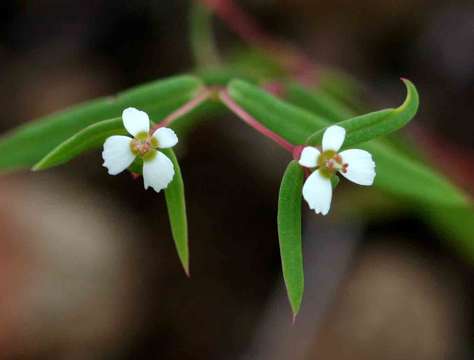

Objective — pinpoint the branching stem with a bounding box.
[218,89,295,153]
[151,85,298,156]
[151,88,212,132]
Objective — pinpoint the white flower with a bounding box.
[298,125,375,215]
[102,107,178,193]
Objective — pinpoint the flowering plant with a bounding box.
[0,1,471,319]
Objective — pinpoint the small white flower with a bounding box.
[102,107,178,193]
[298,125,375,215]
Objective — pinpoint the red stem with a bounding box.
[148,85,299,156]
[219,89,295,153]
[151,88,212,132]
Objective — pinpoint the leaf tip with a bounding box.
[396,77,419,118]
[292,312,298,325]
[399,77,415,91]
[183,263,191,278]
[31,163,43,171]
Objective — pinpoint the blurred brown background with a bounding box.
[0,1,472,359]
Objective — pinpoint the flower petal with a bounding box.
[322,125,346,152]
[142,151,175,193]
[152,127,178,149]
[102,135,135,175]
[339,149,376,186]
[298,146,320,168]
[122,107,150,136]
[302,170,333,215]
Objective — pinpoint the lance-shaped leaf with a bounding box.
[33,117,125,170]
[425,206,474,263]
[162,148,189,275]
[286,83,356,122]
[33,98,219,171]
[226,79,468,208]
[305,79,419,148]
[363,141,468,207]
[317,68,367,113]
[0,75,203,171]
[227,79,327,144]
[278,160,305,318]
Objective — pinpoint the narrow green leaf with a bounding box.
[305,79,419,148]
[363,141,469,207]
[228,79,468,208]
[0,75,203,171]
[32,117,125,170]
[317,68,367,113]
[197,66,259,86]
[425,206,474,263]
[163,148,189,275]
[128,158,144,175]
[278,161,304,317]
[286,83,356,122]
[33,96,221,171]
[227,79,328,144]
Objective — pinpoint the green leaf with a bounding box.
[291,81,466,207]
[286,83,356,122]
[364,141,469,207]
[163,148,189,275]
[227,79,468,208]
[227,48,286,80]
[32,117,125,170]
[277,160,304,318]
[128,157,143,175]
[197,66,260,86]
[317,68,367,113]
[425,206,474,262]
[305,79,419,148]
[33,94,222,172]
[0,75,203,171]
[227,79,328,144]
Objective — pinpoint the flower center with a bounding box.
[317,150,348,178]
[130,132,158,160]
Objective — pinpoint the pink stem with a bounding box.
[219,89,295,153]
[151,88,212,132]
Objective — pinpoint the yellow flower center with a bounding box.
[130,132,159,161]
[317,150,348,178]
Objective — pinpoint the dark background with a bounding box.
[0,1,472,359]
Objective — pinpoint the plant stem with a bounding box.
[151,88,212,131]
[151,85,299,156]
[219,89,295,153]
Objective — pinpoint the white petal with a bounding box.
[339,149,376,186]
[122,107,150,136]
[102,136,135,175]
[302,170,333,215]
[322,125,346,152]
[142,152,175,193]
[298,146,320,168]
[152,127,178,149]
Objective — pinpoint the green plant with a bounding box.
[0,1,471,319]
